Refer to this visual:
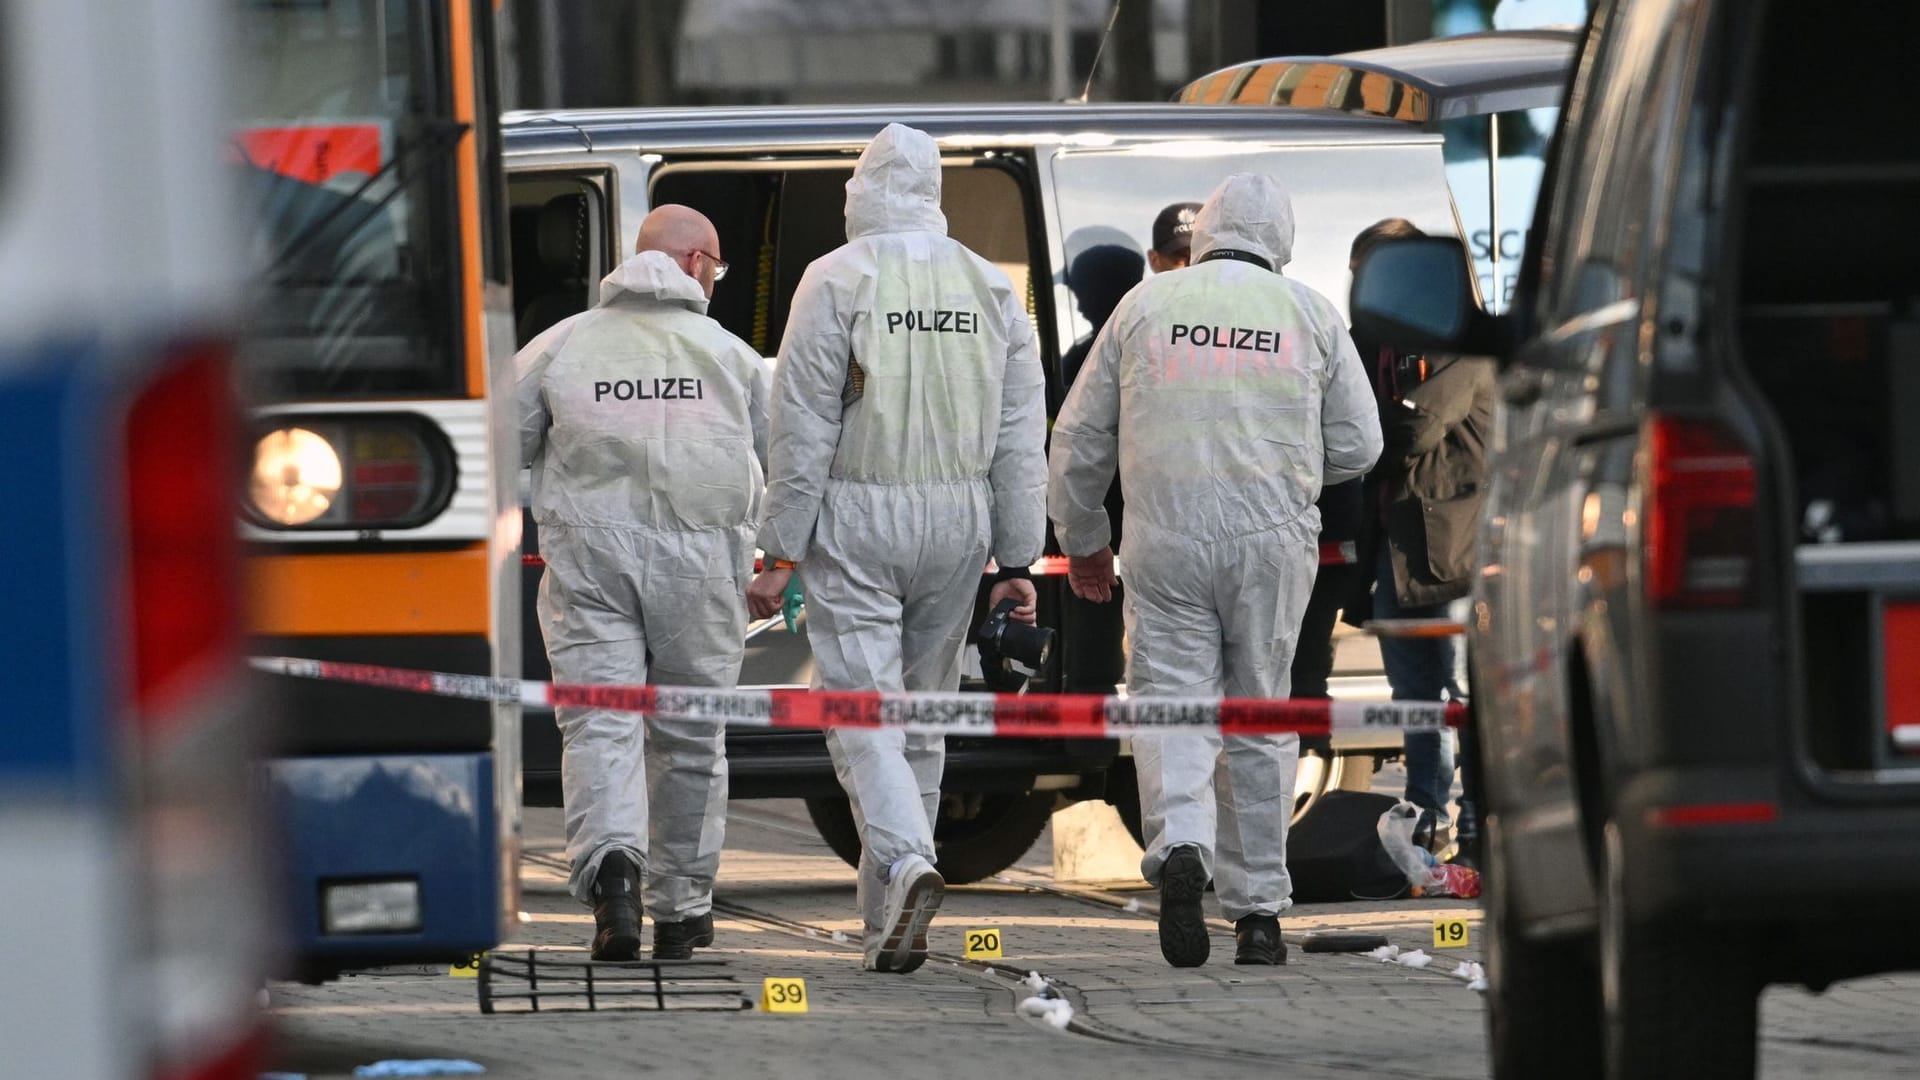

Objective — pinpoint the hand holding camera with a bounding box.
[986,577,1038,624]
[976,585,1054,694]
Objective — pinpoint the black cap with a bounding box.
[1151,201,1203,257]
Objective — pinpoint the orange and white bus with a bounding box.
[233,0,519,981]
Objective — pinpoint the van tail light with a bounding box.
[1645,415,1759,609]
[124,342,271,1080]
[1886,604,1920,755]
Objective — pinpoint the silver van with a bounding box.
[505,102,1464,880]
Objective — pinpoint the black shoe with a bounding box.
[653,911,714,961]
[1234,914,1286,965]
[590,852,643,962]
[1158,845,1211,968]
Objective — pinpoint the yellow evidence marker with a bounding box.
[963,928,1003,959]
[762,977,808,1013]
[448,953,485,978]
[1432,918,1471,949]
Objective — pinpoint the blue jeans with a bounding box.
[1373,547,1463,817]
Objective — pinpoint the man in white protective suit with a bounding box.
[517,205,770,962]
[746,123,1047,974]
[1048,173,1382,967]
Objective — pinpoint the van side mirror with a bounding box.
[1351,236,1500,357]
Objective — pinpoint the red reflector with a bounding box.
[126,343,241,723]
[347,429,434,523]
[524,553,546,567]
[1646,416,1758,608]
[351,461,423,486]
[1647,801,1778,828]
[1885,604,1920,753]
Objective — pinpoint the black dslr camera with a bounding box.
[975,599,1055,693]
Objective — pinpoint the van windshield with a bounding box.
[232,0,465,399]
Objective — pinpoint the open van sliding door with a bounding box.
[505,162,619,805]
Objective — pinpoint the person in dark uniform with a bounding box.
[1056,244,1146,693]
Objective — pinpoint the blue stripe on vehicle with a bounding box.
[0,341,113,789]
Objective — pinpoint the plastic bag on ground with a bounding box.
[1376,801,1481,899]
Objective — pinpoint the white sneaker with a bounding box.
[863,854,943,973]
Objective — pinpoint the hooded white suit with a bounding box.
[516,248,770,917]
[758,123,1047,931]
[1048,173,1382,919]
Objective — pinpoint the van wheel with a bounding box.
[1293,747,1361,821]
[1103,746,1359,849]
[804,791,1055,885]
[1600,823,1758,1080]
[1485,814,1602,1080]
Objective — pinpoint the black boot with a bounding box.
[1157,845,1211,968]
[1449,832,1481,872]
[652,911,714,961]
[590,852,642,961]
[1234,914,1286,965]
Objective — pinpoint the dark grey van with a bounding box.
[1352,2,1920,1077]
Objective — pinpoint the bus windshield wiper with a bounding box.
[260,118,470,279]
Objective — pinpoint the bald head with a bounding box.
[636,204,724,298]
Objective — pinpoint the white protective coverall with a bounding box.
[516,249,770,917]
[757,123,1047,931]
[1047,173,1382,920]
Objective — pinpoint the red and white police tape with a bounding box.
[248,656,1464,738]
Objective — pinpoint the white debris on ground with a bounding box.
[1017,994,1074,1031]
[830,930,848,944]
[1015,969,1071,1031]
[1396,949,1434,969]
[1367,944,1402,962]
[1123,898,1142,913]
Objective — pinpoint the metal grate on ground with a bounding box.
[477,949,750,1014]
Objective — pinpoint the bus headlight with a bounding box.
[246,415,454,530]
[249,427,341,525]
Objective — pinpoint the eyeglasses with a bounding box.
[690,249,729,282]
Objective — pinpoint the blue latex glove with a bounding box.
[352,1061,486,1078]
[781,572,804,634]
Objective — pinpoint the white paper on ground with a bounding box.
[1017,994,1074,1030]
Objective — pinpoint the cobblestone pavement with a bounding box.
[266,797,1920,1080]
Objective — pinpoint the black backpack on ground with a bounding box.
[1285,790,1410,902]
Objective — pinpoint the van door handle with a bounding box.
[1503,367,1545,407]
